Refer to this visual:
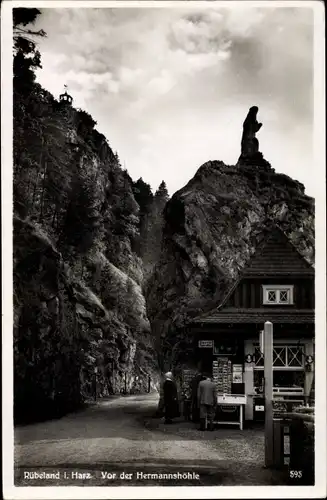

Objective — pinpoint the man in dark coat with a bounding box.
[191,372,205,422]
[154,373,167,417]
[197,373,217,431]
[163,372,180,424]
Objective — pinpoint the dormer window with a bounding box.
[262,285,294,305]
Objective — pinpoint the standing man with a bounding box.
[155,372,167,417]
[191,372,205,422]
[163,372,180,424]
[197,372,217,431]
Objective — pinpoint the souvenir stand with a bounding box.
[181,368,197,420]
[212,351,247,430]
[196,338,247,430]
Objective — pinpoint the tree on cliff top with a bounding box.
[155,180,169,201]
[135,180,170,275]
[13,8,46,91]
[132,178,153,216]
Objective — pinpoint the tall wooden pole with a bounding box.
[94,367,97,402]
[264,321,274,467]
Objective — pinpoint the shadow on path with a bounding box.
[15,393,287,486]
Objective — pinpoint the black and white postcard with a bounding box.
[2,1,326,498]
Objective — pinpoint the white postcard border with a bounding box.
[2,1,326,498]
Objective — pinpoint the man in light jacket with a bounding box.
[197,372,217,431]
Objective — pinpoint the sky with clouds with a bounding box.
[32,5,314,196]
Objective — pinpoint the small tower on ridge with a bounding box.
[59,84,73,106]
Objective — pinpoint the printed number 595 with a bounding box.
[290,470,302,478]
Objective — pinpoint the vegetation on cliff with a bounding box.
[146,146,315,373]
[132,179,169,278]
[13,9,315,416]
[13,9,159,423]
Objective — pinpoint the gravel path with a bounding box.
[14,393,285,486]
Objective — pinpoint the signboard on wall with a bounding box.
[198,340,213,348]
[213,358,232,394]
[232,364,243,383]
[213,340,237,356]
[182,369,197,397]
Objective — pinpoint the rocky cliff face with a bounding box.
[14,216,157,420]
[146,147,314,370]
[12,8,163,425]
[13,83,159,423]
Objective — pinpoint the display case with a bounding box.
[214,394,247,430]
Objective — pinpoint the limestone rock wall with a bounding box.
[146,158,314,370]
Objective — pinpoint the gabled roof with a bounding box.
[219,226,313,305]
[192,225,314,325]
[242,227,314,277]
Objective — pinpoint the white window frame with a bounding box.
[262,284,294,305]
[253,343,304,370]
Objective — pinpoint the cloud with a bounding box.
[33,6,314,196]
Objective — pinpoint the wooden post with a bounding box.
[264,321,274,467]
[273,419,283,468]
[304,340,314,403]
[244,339,254,421]
[94,366,98,402]
[260,330,264,355]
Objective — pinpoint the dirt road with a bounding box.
[14,393,285,486]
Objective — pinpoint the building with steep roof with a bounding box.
[187,226,315,422]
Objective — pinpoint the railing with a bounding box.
[273,386,304,395]
[273,399,305,416]
[255,386,305,397]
